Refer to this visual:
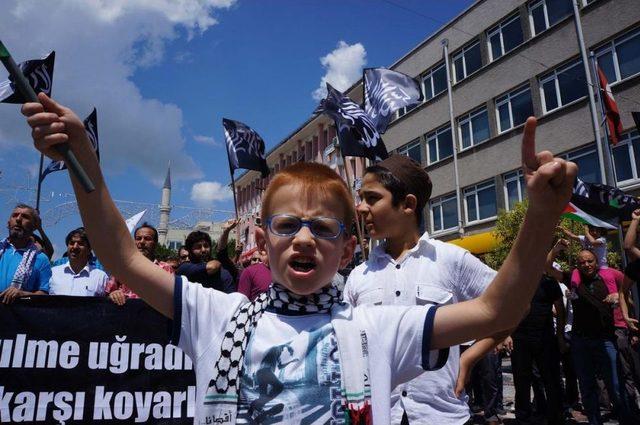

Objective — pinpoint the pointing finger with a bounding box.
[522,117,538,171]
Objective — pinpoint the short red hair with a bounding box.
[261,162,355,233]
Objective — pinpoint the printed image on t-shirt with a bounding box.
[237,322,345,424]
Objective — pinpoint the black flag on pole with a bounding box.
[364,68,423,134]
[570,178,640,223]
[40,108,99,182]
[0,51,55,103]
[315,83,388,161]
[223,118,270,178]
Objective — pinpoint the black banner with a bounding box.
[0,296,195,424]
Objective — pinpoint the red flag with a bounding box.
[597,66,623,145]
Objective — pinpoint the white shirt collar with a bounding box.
[64,262,92,276]
[370,232,432,263]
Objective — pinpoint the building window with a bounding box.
[595,28,640,84]
[496,85,534,133]
[612,131,640,184]
[539,60,588,113]
[488,14,524,62]
[422,62,447,101]
[430,193,458,233]
[397,101,420,119]
[503,170,526,211]
[453,41,482,83]
[426,125,453,165]
[529,0,573,36]
[464,180,498,224]
[397,139,422,164]
[458,107,490,150]
[562,146,601,183]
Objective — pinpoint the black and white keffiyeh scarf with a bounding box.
[0,238,38,289]
[201,283,372,424]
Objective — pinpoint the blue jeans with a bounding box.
[570,335,634,425]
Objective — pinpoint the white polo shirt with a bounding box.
[344,232,496,425]
[49,262,109,296]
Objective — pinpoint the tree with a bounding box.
[155,244,177,261]
[485,200,621,271]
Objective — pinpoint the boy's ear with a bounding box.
[403,194,418,216]
[255,227,267,251]
[339,235,357,269]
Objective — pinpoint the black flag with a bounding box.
[571,178,639,223]
[0,51,55,104]
[40,108,99,182]
[223,118,270,178]
[364,68,423,134]
[315,83,388,161]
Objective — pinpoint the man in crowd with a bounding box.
[178,245,190,265]
[106,222,173,305]
[49,227,108,296]
[237,249,270,301]
[344,155,504,425]
[546,243,636,424]
[510,270,566,424]
[0,204,51,303]
[175,230,235,293]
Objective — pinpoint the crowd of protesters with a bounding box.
[1,162,640,424]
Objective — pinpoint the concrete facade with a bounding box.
[235,0,640,252]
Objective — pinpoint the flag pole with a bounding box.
[35,154,44,211]
[0,40,95,193]
[589,52,628,270]
[229,168,239,221]
[341,151,367,261]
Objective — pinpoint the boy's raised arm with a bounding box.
[431,117,577,349]
[22,93,175,318]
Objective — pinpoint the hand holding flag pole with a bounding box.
[0,40,94,193]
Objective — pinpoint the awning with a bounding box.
[447,231,497,255]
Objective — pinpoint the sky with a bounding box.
[0,0,473,256]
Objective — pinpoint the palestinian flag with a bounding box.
[561,202,616,229]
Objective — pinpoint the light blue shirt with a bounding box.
[49,263,108,296]
[0,244,51,293]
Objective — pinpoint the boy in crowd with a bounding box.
[23,94,575,424]
[558,224,608,267]
[49,227,109,296]
[176,230,236,293]
[345,155,506,425]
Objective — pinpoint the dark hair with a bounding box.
[65,227,91,250]
[135,222,158,244]
[365,164,425,226]
[185,230,212,252]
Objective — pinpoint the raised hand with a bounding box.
[522,117,577,218]
[632,209,640,221]
[21,93,90,161]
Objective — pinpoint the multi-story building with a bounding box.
[236,0,640,257]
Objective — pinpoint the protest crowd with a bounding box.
[2,150,640,424]
[1,29,640,424]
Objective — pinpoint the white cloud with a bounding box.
[0,0,235,183]
[190,181,232,206]
[312,41,367,101]
[193,134,221,146]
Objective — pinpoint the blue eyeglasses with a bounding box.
[265,214,346,240]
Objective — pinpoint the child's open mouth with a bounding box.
[289,258,316,273]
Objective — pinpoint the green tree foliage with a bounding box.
[485,200,621,271]
[155,244,177,261]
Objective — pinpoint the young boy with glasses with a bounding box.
[23,94,576,424]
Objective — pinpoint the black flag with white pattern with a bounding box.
[40,108,99,182]
[315,83,388,161]
[0,51,55,104]
[364,68,423,134]
[223,118,270,178]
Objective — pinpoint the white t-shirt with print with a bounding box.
[578,235,608,267]
[344,233,496,425]
[170,276,448,425]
